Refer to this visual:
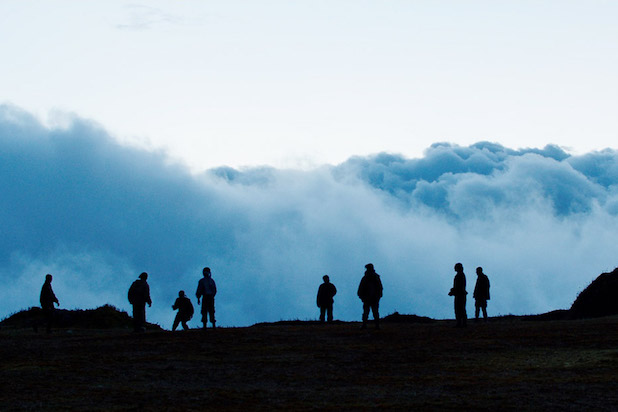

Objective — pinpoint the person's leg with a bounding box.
[371,303,380,329]
[454,297,461,326]
[132,304,141,331]
[206,296,216,328]
[319,306,326,322]
[43,306,54,333]
[172,314,180,331]
[361,302,370,328]
[201,302,207,329]
[455,296,467,327]
[327,304,333,322]
[139,305,147,331]
[461,296,467,327]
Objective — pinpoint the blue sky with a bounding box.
[1,1,617,170]
[1,2,618,328]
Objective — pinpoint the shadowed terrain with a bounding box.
[0,304,162,331]
[571,268,618,319]
[2,268,618,410]
[1,315,618,411]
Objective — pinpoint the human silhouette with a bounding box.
[196,267,217,329]
[316,275,337,323]
[357,263,383,329]
[448,263,467,327]
[39,274,59,333]
[128,272,152,332]
[473,267,490,320]
[172,290,194,331]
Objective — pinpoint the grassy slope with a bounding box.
[1,317,618,411]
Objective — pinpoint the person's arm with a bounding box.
[196,281,202,304]
[453,274,465,295]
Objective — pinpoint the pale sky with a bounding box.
[1,1,617,171]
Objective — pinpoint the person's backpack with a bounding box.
[186,298,194,319]
[128,281,138,304]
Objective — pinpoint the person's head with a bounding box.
[365,263,374,272]
[139,272,148,280]
[323,275,330,283]
[178,290,185,297]
[454,263,463,273]
[203,267,211,277]
[476,267,483,276]
[45,274,53,283]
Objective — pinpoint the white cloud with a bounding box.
[2,105,618,328]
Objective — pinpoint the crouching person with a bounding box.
[172,290,194,331]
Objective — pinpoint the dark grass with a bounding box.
[2,316,618,411]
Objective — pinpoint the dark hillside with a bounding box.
[381,311,435,323]
[570,267,618,318]
[0,304,162,331]
[1,317,618,410]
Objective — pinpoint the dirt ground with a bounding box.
[1,316,618,411]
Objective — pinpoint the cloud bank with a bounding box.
[2,104,618,328]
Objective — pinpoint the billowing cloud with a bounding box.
[2,104,618,328]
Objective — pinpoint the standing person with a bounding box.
[357,263,383,330]
[316,275,337,323]
[448,263,467,327]
[473,267,491,321]
[128,272,152,332]
[172,290,194,331]
[39,274,59,333]
[196,267,217,329]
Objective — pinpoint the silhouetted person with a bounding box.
[172,290,194,331]
[448,263,467,327]
[196,267,217,329]
[40,274,59,333]
[473,267,490,320]
[128,272,152,332]
[357,263,383,329]
[317,275,337,323]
